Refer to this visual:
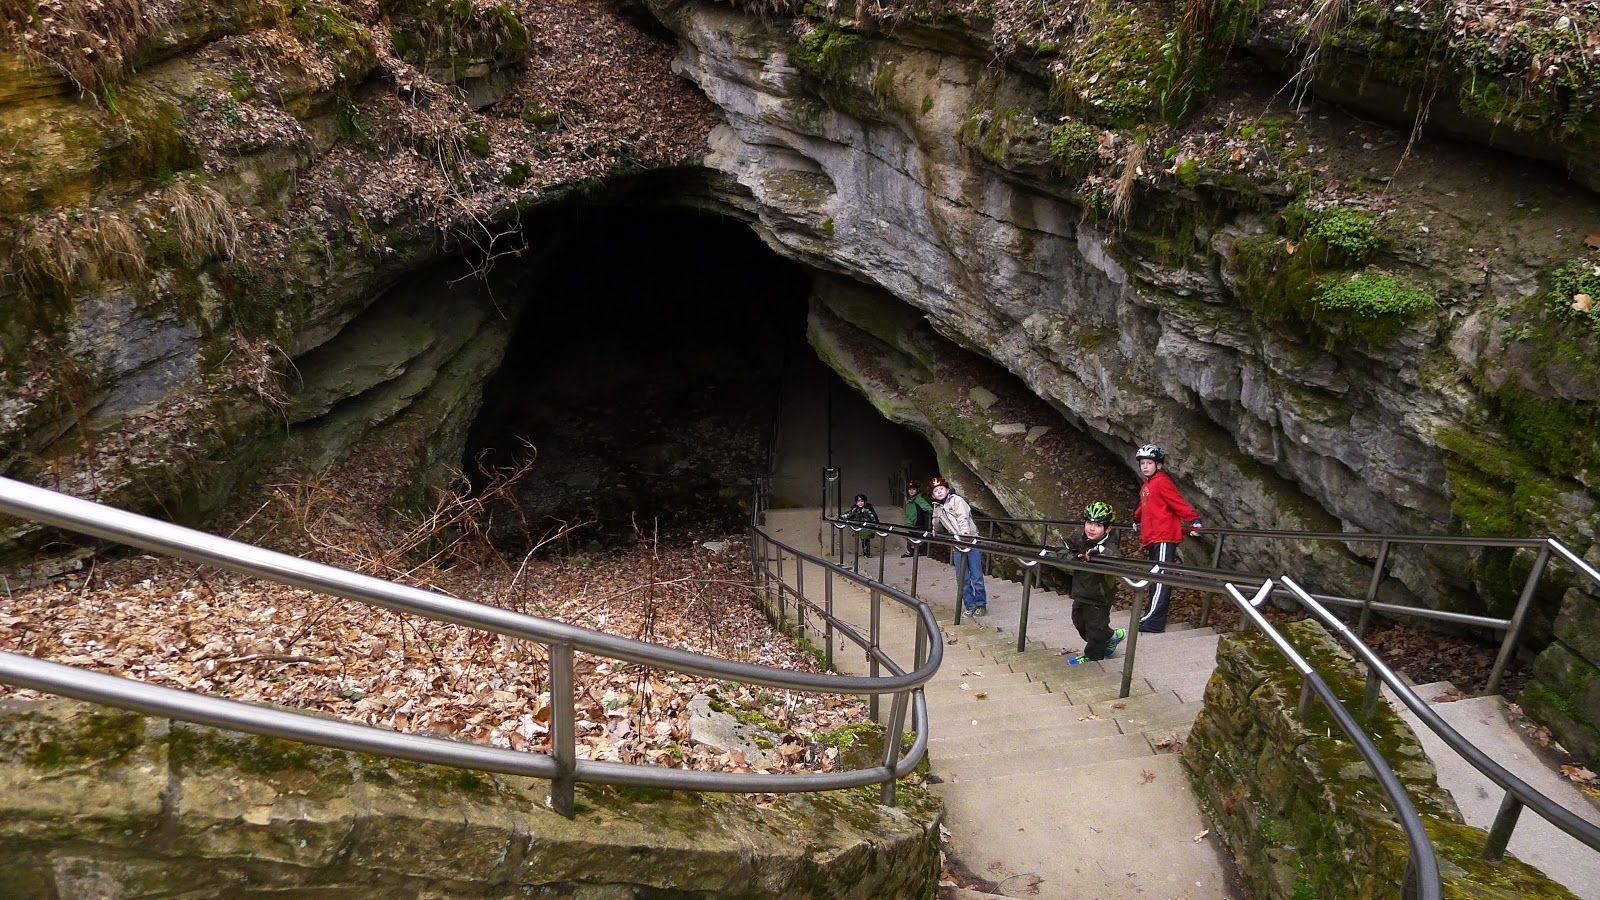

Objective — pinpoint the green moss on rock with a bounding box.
[1185,621,1576,898]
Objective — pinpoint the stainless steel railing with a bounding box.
[1278,577,1600,862]
[0,476,941,814]
[818,492,1445,897]
[818,468,1597,874]
[971,512,1599,694]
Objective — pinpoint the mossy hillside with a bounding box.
[383,0,528,81]
[1185,621,1575,898]
[1228,201,1438,348]
[1292,0,1599,156]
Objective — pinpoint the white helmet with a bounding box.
[1135,444,1165,463]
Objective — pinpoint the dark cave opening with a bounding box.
[464,201,937,540]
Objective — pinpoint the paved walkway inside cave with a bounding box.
[762,509,1233,899]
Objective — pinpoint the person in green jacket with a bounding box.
[901,479,934,558]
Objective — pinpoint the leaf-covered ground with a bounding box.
[0,450,872,779]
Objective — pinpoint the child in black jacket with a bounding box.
[1060,502,1126,666]
[843,493,880,557]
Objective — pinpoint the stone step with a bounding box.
[925,670,1039,690]
[931,754,1227,896]
[929,718,1127,758]
[925,693,1104,725]
[938,888,1012,900]
[933,732,1155,782]
[1113,701,1207,733]
[923,682,1053,704]
[1087,691,1185,718]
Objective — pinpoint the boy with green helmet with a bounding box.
[1060,501,1126,665]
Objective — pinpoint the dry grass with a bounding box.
[1294,0,1348,88]
[1,0,157,94]
[161,179,240,264]
[1110,133,1146,221]
[17,212,148,300]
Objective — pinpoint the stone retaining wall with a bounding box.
[1522,546,1600,769]
[1183,621,1572,899]
[0,698,941,898]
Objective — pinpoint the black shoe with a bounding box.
[900,551,915,558]
[1138,624,1165,634]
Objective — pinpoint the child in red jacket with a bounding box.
[1132,444,1203,633]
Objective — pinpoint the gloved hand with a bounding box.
[1190,520,1205,530]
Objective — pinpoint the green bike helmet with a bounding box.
[1084,501,1115,525]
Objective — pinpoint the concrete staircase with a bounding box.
[762,510,1233,899]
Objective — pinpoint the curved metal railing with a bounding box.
[0,476,942,814]
[967,510,1599,694]
[821,500,1445,896]
[1278,577,1600,860]
[819,468,1600,876]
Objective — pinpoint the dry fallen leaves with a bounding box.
[0,453,871,780]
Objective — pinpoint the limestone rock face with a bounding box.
[0,698,942,898]
[654,0,1600,621]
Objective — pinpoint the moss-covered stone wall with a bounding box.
[1184,621,1574,899]
[0,698,942,898]
[1522,545,1600,769]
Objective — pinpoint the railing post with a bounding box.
[1357,539,1392,636]
[1200,534,1226,626]
[879,690,909,806]
[877,534,886,583]
[795,558,805,641]
[1487,544,1551,695]
[915,615,927,670]
[869,588,881,722]
[1016,566,1034,653]
[953,550,965,625]
[777,550,787,629]
[549,642,576,818]
[824,567,835,671]
[1119,586,1147,698]
[910,548,920,598]
[852,530,860,573]
[1362,666,1382,720]
[1482,791,1523,860]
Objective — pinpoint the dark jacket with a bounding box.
[1062,527,1117,604]
[844,503,880,527]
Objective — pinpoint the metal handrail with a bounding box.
[920,509,1600,694]
[1218,581,1442,899]
[1279,577,1600,859]
[0,476,941,812]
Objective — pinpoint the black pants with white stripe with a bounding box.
[1140,542,1178,632]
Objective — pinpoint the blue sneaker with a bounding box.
[1105,628,1127,658]
[1064,654,1089,666]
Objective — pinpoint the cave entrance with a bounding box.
[464,200,935,540]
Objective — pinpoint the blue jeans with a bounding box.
[958,549,987,610]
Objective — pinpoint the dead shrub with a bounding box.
[1110,133,1146,221]
[161,179,240,264]
[17,212,148,300]
[1,0,160,94]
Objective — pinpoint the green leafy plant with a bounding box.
[1301,203,1383,263]
[1310,272,1433,343]
[1545,255,1600,334]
